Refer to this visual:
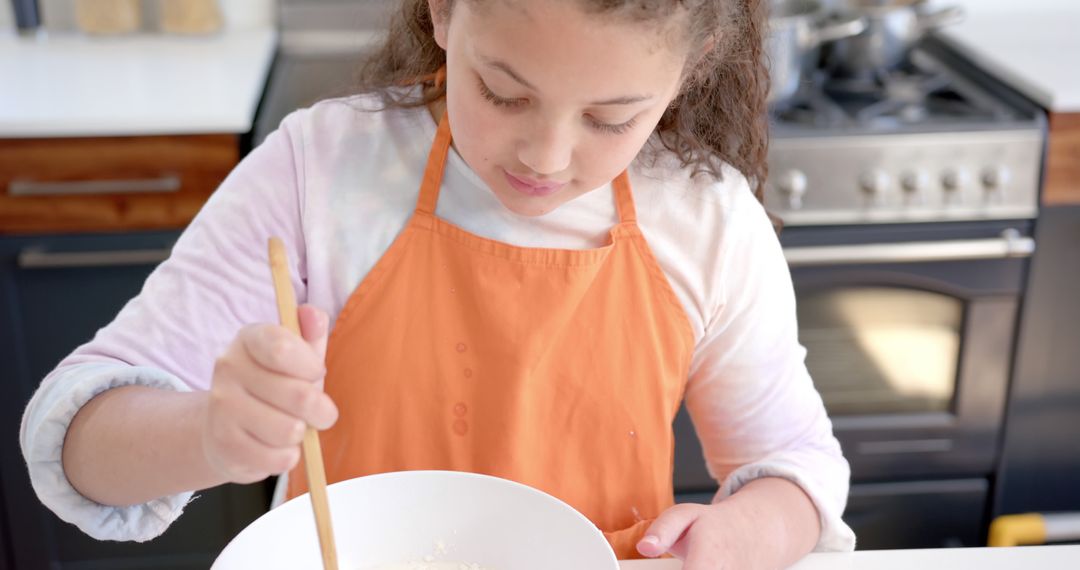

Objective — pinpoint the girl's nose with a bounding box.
[517,119,573,176]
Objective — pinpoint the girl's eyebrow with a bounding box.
[482,57,538,90]
[479,56,654,106]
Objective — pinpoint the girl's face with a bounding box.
[431,0,689,217]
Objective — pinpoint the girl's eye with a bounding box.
[478,75,636,135]
[478,78,526,108]
[589,116,638,136]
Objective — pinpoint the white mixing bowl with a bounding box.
[212,470,619,570]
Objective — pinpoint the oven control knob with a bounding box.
[942,168,970,192]
[982,166,1012,190]
[902,170,928,206]
[776,169,808,209]
[859,170,890,202]
[901,171,928,193]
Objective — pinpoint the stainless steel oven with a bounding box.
[783,220,1032,480]
[673,219,1033,483]
[672,34,1046,548]
[672,221,1035,549]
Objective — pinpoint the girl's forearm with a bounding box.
[728,477,823,567]
[62,385,227,506]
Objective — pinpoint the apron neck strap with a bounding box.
[611,171,637,223]
[416,107,453,215]
[417,106,639,225]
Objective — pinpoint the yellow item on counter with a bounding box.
[988,513,1047,547]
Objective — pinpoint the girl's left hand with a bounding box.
[636,502,759,570]
[637,477,822,569]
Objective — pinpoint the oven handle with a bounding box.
[784,229,1035,267]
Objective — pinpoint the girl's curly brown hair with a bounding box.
[356,0,770,202]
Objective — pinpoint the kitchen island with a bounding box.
[620,544,1080,569]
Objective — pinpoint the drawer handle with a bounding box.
[857,439,954,455]
[18,247,173,269]
[8,175,181,197]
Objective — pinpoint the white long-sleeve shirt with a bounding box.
[20,93,855,551]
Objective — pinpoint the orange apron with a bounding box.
[287,105,695,559]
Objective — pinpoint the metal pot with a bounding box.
[827,0,965,76]
[768,0,867,106]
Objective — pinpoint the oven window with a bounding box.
[798,287,963,416]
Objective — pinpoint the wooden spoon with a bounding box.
[268,236,339,570]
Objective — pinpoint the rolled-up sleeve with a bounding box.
[18,109,310,542]
[683,193,856,552]
[20,363,194,542]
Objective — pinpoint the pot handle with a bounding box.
[809,15,868,47]
[917,5,965,31]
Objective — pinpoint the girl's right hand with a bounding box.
[202,304,339,484]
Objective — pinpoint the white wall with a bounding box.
[943,0,1080,14]
[219,0,277,30]
[0,1,14,33]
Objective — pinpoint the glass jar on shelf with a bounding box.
[158,0,221,35]
[74,0,141,35]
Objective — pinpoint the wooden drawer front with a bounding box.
[1045,113,1080,206]
[0,135,238,234]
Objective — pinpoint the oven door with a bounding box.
[786,223,1032,481]
[672,222,1034,491]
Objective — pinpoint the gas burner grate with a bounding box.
[770,47,1018,131]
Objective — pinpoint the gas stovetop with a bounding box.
[765,37,1046,226]
[775,50,1021,132]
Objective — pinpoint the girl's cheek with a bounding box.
[449,99,506,171]
[582,139,634,183]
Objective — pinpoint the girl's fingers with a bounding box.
[240,323,326,381]
[297,304,330,359]
[230,383,308,449]
[241,371,339,431]
[637,503,703,558]
[231,329,339,430]
[235,426,303,477]
[205,387,302,482]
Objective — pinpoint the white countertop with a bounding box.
[940,7,1080,113]
[618,544,1080,569]
[0,28,277,138]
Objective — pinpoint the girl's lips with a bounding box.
[503,170,568,197]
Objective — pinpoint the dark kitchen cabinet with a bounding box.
[995,205,1080,517]
[0,231,270,569]
[0,472,10,570]
[993,110,1080,519]
[843,479,989,549]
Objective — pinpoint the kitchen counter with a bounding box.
[0,28,276,138]
[619,544,1080,569]
[940,8,1080,113]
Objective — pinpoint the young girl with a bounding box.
[20,0,855,567]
